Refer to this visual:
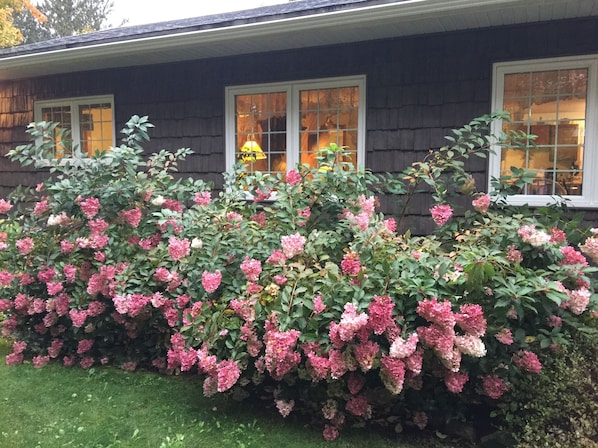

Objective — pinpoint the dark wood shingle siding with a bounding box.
[1,17,598,230]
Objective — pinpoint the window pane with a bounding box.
[41,105,72,158]
[235,92,287,174]
[299,86,359,168]
[79,103,114,156]
[501,68,587,196]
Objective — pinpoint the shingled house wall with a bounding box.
[1,17,598,232]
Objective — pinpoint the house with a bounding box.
[1,0,598,232]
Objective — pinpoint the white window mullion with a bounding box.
[287,85,301,170]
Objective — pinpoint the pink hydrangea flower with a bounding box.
[346,395,370,417]
[121,208,142,228]
[367,295,395,335]
[193,191,211,206]
[506,245,523,264]
[454,334,487,357]
[33,200,49,216]
[0,299,12,312]
[417,324,457,367]
[79,197,100,219]
[482,374,509,399]
[472,194,490,214]
[444,370,469,393]
[0,199,13,214]
[63,264,77,283]
[344,210,370,231]
[201,270,222,294]
[579,234,598,264]
[12,341,27,354]
[347,372,366,395]
[163,199,183,213]
[61,240,75,254]
[306,352,330,382]
[389,333,419,359]
[154,267,172,282]
[512,350,542,373]
[273,274,287,285]
[383,217,397,233]
[286,169,302,186]
[495,328,514,345]
[264,325,301,381]
[518,224,551,247]
[86,301,105,317]
[430,204,453,226]
[87,218,110,235]
[168,236,190,261]
[32,355,50,368]
[0,270,15,287]
[455,303,486,337]
[550,227,567,243]
[266,249,287,266]
[16,237,34,255]
[250,211,267,227]
[312,294,326,314]
[47,212,70,227]
[328,349,347,379]
[353,340,379,371]
[336,303,368,342]
[77,339,94,355]
[281,232,306,258]
[559,246,588,266]
[69,309,89,328]
[297,206,311,219]
[216,359,241,392]
[121,361,137,372]
[380,355,406,395]
[46,282,64,295]
[413,411,428,430]
[247,282,262,295]
[341,252,361,275]
[80,356,95,369]
[48,339,64,358]
[322,425,339,441]
[240,256,262,282]
[416,297,455,327]
[275,399,295,418]
[563,287,590,315]
[547,315,562,328]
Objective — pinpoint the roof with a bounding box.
[0,0,597,81]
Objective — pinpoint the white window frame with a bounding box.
[490,55,598,208]
[225,75,366,174]
[34,95,116,158]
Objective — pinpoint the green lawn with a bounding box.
[0,339,471,448]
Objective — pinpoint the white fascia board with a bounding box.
[0,0,531,77]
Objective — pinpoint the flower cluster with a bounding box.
[1,115,596,443]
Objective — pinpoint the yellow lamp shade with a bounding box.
[240,139,267,162]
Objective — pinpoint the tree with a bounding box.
[12,0,118,45]
[0,0,45,47]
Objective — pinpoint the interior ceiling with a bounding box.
[1,0,597,81]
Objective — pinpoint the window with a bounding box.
[491,56,598,207]
[226,76,366,176]
[34,95,115,158]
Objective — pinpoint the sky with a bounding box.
[109,0,287,27]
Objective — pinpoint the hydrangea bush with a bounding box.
[0,114,597,441]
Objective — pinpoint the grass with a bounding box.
[0,338,472,448]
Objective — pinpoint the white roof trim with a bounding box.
[0,0,594,81]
